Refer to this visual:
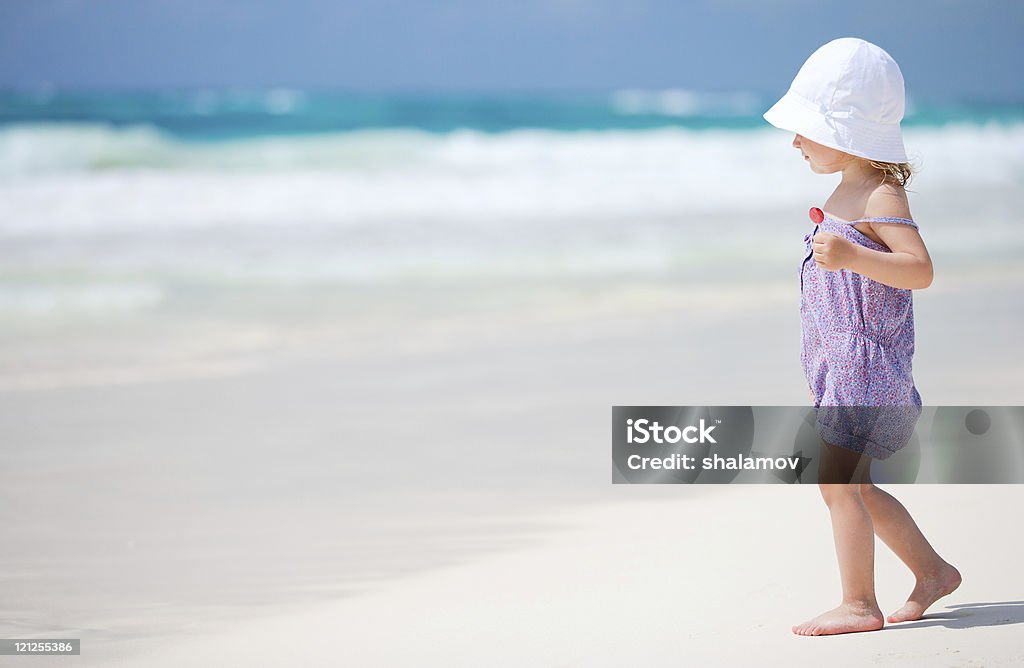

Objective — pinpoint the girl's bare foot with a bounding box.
[887,563,962,623]
[792,602,885,636]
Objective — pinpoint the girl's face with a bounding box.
[792,134,854,174]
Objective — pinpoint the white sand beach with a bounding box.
[2,253,1023,666]
[90,486,1024,667]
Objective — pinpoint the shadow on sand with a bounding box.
[885,601,1024,631]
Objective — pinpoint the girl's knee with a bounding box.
[818,482,862,506]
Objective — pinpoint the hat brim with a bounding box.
[763,90,908,164]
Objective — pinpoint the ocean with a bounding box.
[1,88,1022,325]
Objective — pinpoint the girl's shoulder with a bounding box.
[862,182,913,223]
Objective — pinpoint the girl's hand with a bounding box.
[812,231,856,271]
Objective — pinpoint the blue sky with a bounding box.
[1,0,1021,101]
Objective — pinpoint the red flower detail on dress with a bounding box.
[809,207,825,224]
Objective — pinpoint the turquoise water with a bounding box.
[1,88,1022,318]
[2,88,1022,139]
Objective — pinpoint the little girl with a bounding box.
[763,38,961,636]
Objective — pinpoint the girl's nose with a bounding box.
[792,134,802,149]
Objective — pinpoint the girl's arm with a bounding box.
[848,223,933,289]
[812,224,933,290]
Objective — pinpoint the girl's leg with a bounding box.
[858,480,962,622]
[792,441,885,636]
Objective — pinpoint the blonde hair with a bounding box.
[866,159,914,188]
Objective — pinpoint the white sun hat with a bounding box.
[763,37,908,164]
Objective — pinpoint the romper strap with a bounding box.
[853,216,919,229]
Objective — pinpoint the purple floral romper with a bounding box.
[800,207,923,459]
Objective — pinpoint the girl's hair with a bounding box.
[866,159,914,188]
